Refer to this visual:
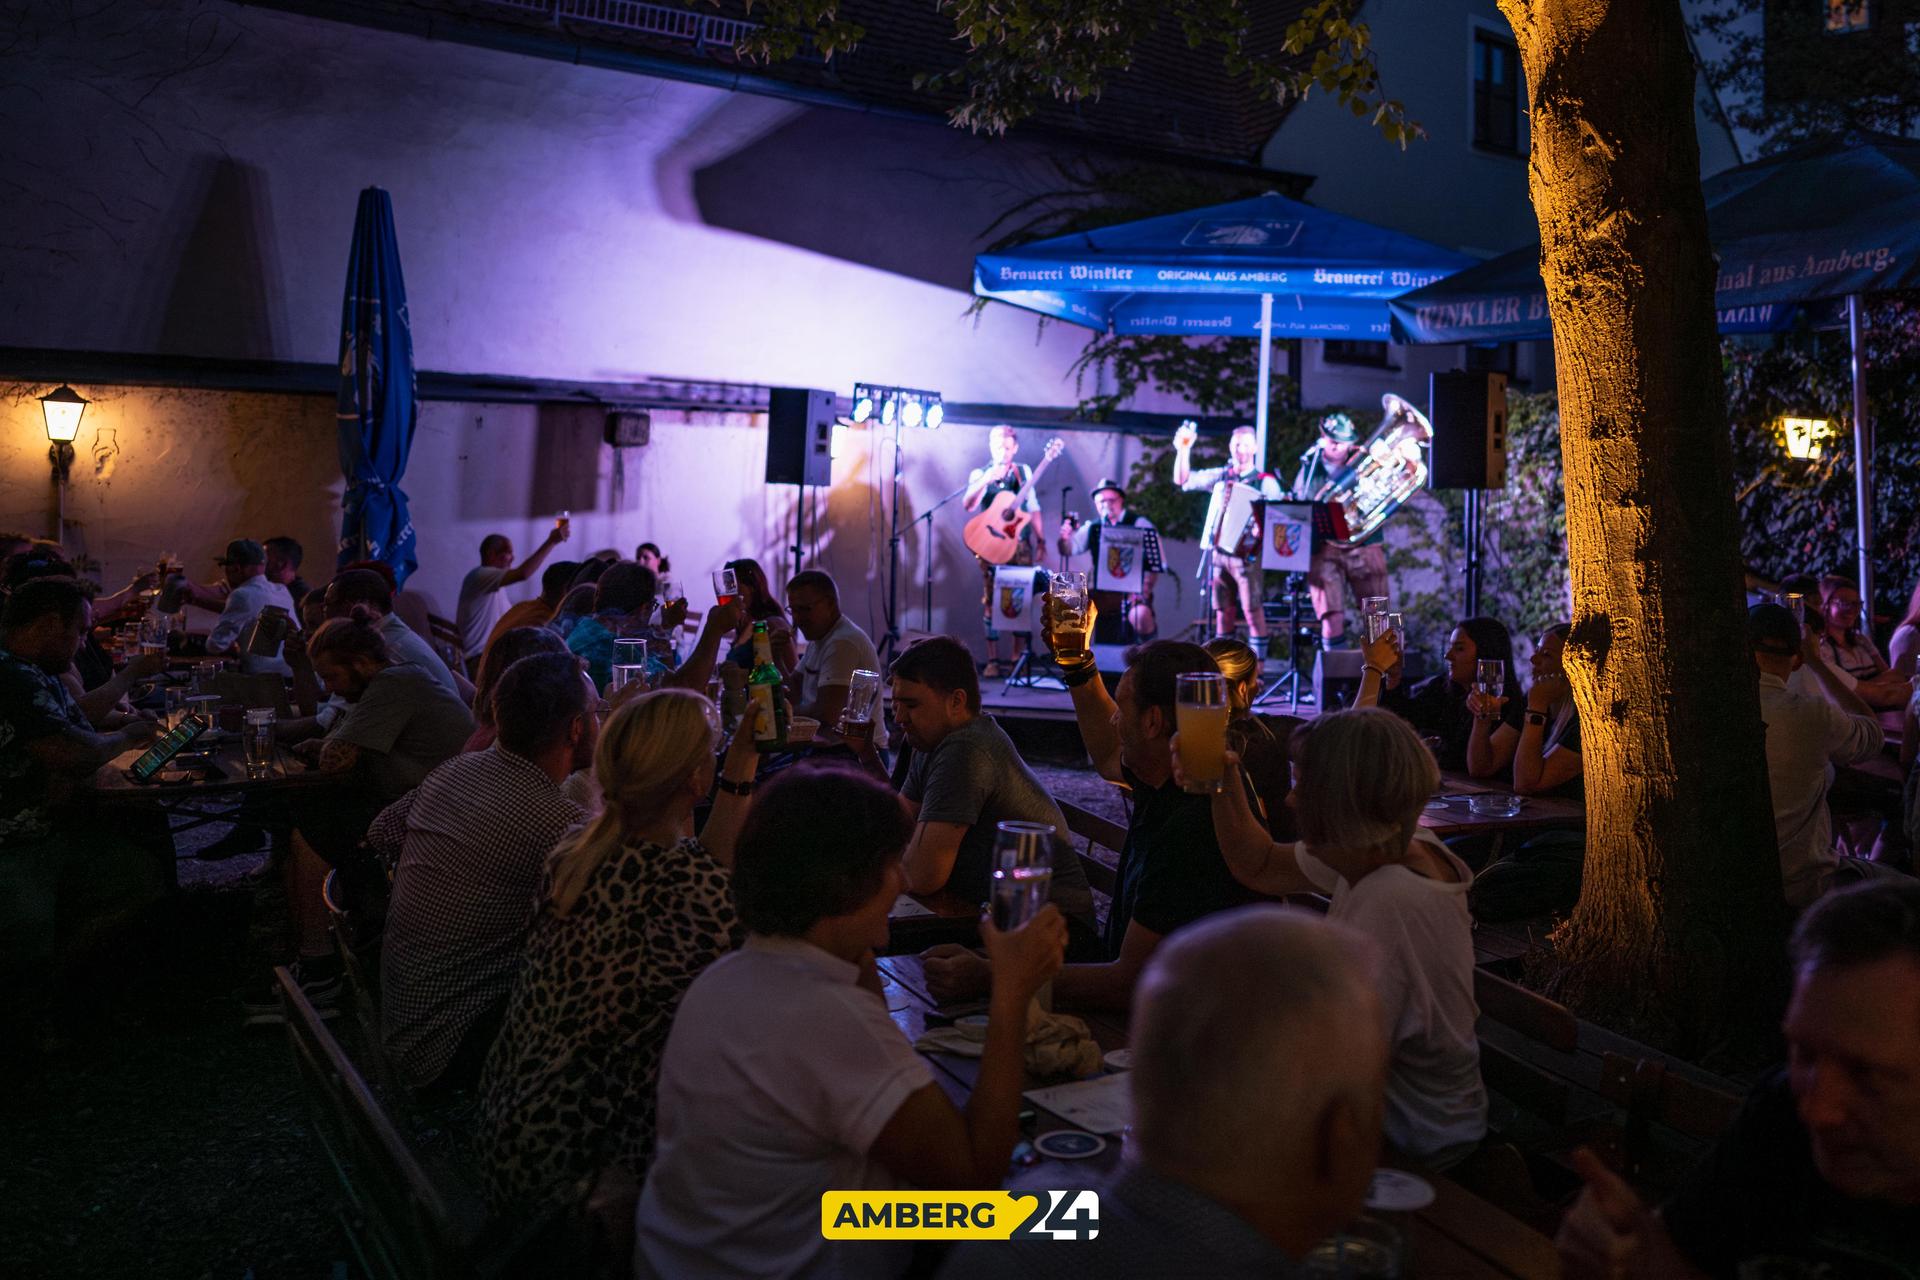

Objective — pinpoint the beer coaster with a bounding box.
[1365,1168,1436,1212]
[1033,1131,1107,1160]
[1102,1049,1133,1072]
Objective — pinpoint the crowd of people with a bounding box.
[4,520,1920,1279]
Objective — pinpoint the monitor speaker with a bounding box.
[765,387,836,486]
[1313,648,1366,710]
[1428,371,1508,490]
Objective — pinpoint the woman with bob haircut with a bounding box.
[634,766,1067,1279]
[1172,706,1487,1164]
[476,688,760,1211]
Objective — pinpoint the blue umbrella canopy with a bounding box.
[1389,131,1919,344]
[975,192,1476,340]
[336,186,419,586]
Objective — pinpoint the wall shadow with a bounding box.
[153,158,285,360]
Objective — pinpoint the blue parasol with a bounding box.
[336,186,419,586]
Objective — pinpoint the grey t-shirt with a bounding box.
[902,714,1095,933]
[333,663,477,801]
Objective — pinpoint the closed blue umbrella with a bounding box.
[975,192,1474,459]
[336,186,419,586]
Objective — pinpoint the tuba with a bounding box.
[1309,393,1433,546]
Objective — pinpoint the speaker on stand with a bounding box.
[1428,371,1508,618]
[766,388,837,580]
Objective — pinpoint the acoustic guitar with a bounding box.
[962,437,1065,565]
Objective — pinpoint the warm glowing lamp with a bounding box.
[1781,416,1830,460]
[39,385,87,444]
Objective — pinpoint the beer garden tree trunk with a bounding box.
[1495,0,1784,1051]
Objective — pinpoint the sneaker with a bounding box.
[241,959,342,1027]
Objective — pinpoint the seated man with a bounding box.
[786,570,885,750]
[863,636,1097,956]
[482,558,578,661]
[0,579,164,1037]
[1557,879,1920,1279]
[205,538,299,675]
[926,616,1262,1010]
[324,569,469,700]
[248,610,476,1022]
[940,907,1389,1278]
[1749,602,1886,909]
[373,653,592,1091]
[264,535,309,603]
[567,561,734,695]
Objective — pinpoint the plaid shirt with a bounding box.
[372,745,587,1087]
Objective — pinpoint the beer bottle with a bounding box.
[748,621,788,753]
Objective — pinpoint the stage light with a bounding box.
[925,399,944,430]
[851,383,878,424]
[900,394,925,429]
[880,392,899,427]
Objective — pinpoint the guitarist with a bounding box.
[963,425,1046,677]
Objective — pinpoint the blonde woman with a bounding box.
[1203,637,1295,840]
[1172,706,1487,1165]
[476,690,761,1211]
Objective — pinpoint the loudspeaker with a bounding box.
[1428,371,1508,490]
[1313,648,1366,710]
[765,387,836,486]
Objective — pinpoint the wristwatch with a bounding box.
[716,776,755,796]
[1525,710,1548,726]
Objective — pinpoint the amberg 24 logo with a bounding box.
[821,1190,1100,1241]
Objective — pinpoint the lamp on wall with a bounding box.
[39,384,87,482]
[1781,415,1830,460]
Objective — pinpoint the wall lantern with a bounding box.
[39,384,87,483]
[1781,415,1830,461]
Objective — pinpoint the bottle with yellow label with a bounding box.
[748,621,788,753]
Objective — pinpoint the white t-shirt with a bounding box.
[1297,832,1488,1158]
[1758,672,1885,908]
[454,565,510,660]
[206,575,299,676]
[634,934,932,1280]
[796,613,886,749]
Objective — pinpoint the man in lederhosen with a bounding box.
[1292,411,1389,649]
[1172,424,1285,656]
[962,425,1045,677]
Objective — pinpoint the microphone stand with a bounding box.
[915,483,972,636]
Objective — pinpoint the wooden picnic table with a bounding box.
[886,887,981,954]
[87,737,337,803]
[1421,770,1584,843]
[878,953,1561,1278]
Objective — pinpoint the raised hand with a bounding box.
[1173,421,1199,452]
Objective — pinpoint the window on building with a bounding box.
[1324,340,1395,369]
[1826,0,1871,33]
[1473,32,1521,153]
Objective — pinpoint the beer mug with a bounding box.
[1175,672,1230,795]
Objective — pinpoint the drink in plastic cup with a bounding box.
[845,668,881,725]
[990,821,1055,931]
[712,567,739,607]
[556,510,570,537]
[1175,671,1230,795]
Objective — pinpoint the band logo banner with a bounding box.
[821,1191,1100,1241]
[1262,501,1314,573]
[1095,525,1145,594]
[994,566,1036,633]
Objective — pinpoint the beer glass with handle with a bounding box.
[1048,571,1092,661]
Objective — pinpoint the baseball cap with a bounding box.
[1090,477,1126,500]
[216,538,267,567]
[1748,602,1801,656]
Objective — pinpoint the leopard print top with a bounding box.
[475,836,740,1210]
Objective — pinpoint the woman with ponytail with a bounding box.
[476,689,761,1212]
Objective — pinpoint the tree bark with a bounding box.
[1497,0,1785,1053]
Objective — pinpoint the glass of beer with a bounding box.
[1049,571,1091,659]
[1175,671,1230,794]
[990,821,1055,932]
[844,668,881,726]
[712,567,739,607]
[243,709,276,780]
[1786,592,1806,626]
[1473,658,1505,716]
[1361,596,1391,644]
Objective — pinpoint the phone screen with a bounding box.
[130,715,209,782]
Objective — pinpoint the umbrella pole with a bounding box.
[1255,293,1274,465]
[1848,293,1873,614]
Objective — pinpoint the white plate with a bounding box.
[1102,1049,1133,1072]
